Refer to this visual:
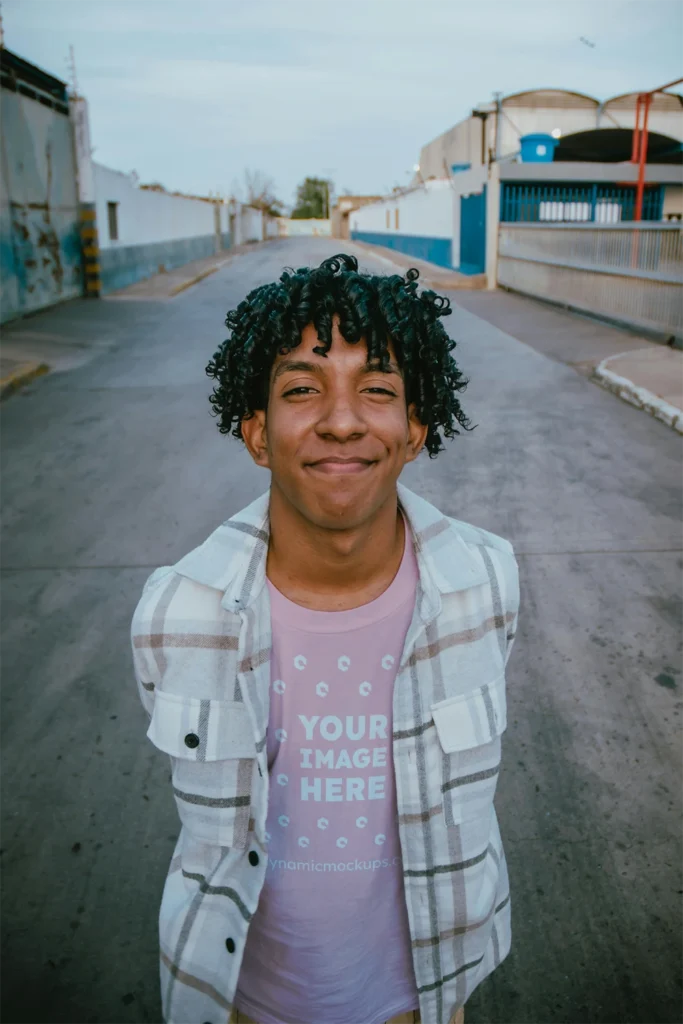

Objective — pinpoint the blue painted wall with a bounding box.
[99,234,229,294]
[350,231,452,269]
[459,187,487,275]
[1,87,83,323]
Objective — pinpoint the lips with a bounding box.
[307,459,375,475]
[311,459,372,466]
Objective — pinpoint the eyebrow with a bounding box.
[272,359,403,384]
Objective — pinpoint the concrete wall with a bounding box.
[350,181,455,268]
[662,184,683,220]
[499,162,683,185]
[94,164,218,249]
[233,205,263,244]
[277,218,332,237]
[331,197,383,239]
[92,163,227,293]
[1,87,82,322]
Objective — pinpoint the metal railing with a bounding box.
[500,183,664,223]
[497,223,683,337]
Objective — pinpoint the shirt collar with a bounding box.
[171,481,489,617]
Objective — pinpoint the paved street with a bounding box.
[1,238,681,1024]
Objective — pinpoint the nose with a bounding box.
[313,388,368,441]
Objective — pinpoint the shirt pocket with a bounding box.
[147,690,256,849]
[429,673,507,827]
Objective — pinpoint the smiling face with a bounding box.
[240,316,428,531]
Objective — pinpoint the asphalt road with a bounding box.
[2,238,681,1024]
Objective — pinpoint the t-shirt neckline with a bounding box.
[266,511,415,633]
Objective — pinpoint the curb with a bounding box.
[0,361,50,401]
[592,361,683,435]
[169,263,223,297]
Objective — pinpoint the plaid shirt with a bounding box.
[131,482,520,1024]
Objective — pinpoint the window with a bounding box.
[386,209,390,229]
[395,208,399,230]
[107,202,119,241]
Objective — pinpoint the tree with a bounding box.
[238,168,285,218]
[291,177,333,219]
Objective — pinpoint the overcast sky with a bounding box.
[4,0,682,210]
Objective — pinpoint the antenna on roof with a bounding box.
[0,2,5,48]
[67,44,79,96]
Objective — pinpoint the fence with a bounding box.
[500,183,664,223]
[497,223,683,338]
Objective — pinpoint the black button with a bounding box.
[225,937,236,954]
[184,733,199,749]
[248,851,259,866]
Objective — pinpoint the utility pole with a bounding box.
[67,45,79,97]
[493,91,502,161]
[322,167,335,220]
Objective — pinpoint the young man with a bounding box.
[131,254,519,1024]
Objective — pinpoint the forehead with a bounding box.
[272,320,398,370]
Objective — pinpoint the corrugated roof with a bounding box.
[503,88,599,109]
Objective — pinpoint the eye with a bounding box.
[282,387,315,396]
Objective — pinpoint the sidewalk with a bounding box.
[104,240,274,300]
[592,346,683,433]
[346,240,486,290]
[0,241,273,398]
[453,289,683,434]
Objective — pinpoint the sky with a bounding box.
[3,0,682,212]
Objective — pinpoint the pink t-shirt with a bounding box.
[236,513,420,1024]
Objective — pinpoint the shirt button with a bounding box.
[184,733,200,749]
[248,851,259,866]
[225,937,236,954]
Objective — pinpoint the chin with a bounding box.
[314,491,387,528]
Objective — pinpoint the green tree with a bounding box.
[291,177,333,219]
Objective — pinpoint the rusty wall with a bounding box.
[0,88,82,323]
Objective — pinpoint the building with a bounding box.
[331,195,383,239]
[1,48,83,321]
[349,84,682,339]
[1,43,279,321]
[414,88,683,181]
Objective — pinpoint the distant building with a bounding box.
[331,195,383,239]
[414,88,683,181]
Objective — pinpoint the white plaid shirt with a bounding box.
[131,482,520,1024]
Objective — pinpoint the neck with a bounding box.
[265,484,405,608]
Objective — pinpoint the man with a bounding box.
[131,253,519,1024]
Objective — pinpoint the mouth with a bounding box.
[306,460,376,475]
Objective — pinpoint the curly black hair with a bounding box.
[205,253,476,458]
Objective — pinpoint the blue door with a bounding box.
[460,186,487,275]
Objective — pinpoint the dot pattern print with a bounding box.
[236,513,422,1024]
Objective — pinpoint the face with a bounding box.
[241,316,428,529]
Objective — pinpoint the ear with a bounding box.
[241,409,270,469]
[404,402,428,463]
